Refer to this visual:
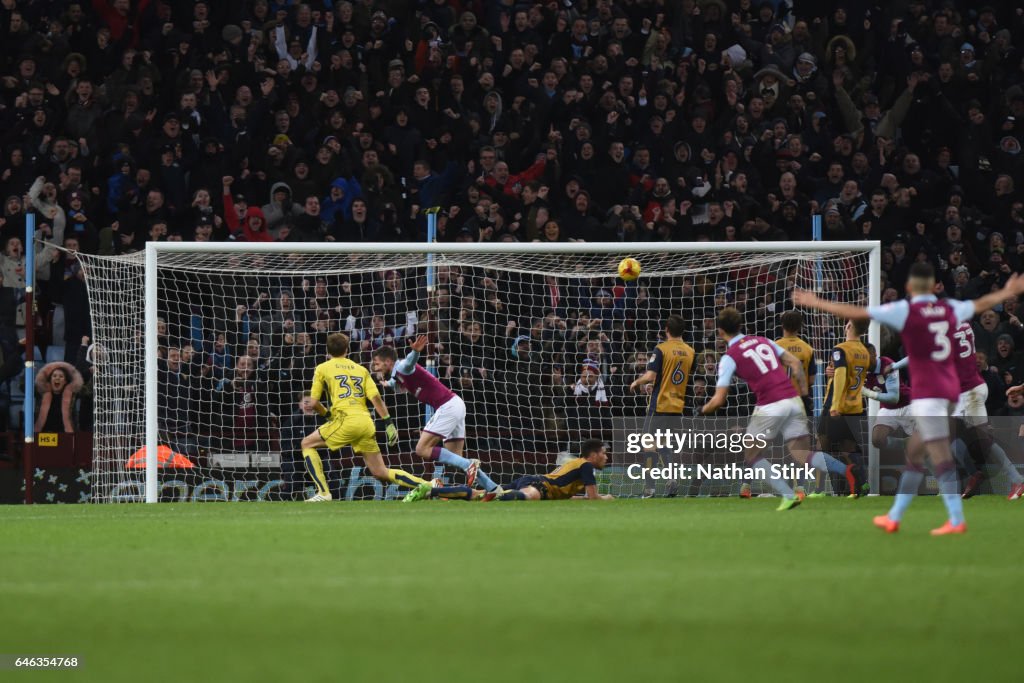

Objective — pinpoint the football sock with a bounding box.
[388,469,429,489]
[498,490,528,501]
[951,439,973,473]
[888,464,925,522]
[302,448,329,496]
[430,485,473,501]
[990,442,1024,484]
[475,470,498,492]
[934,461,965,526]
[430,446,472,470]
[810,451,848,476]
[752,457,794,498]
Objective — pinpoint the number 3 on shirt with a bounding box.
[334,374,365,399]
[927,321,951,361]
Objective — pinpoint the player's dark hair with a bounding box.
[580,438,605,459]
[372,345,397,362]
[326,333,350,357]
[717,307,743,335]
[850,319,869,336]
[664,315,685,338]
[909,262,935,280]
[780,310,803,334]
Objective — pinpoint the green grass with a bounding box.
[1,498,1021,683]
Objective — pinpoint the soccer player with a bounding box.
[862,344,914,455]
[775,310,816,415]
[701,308,851,511]
[407,439,614,502]
[947,321,1024,500]
[794,262,1024,534]
[819,319,871,496]
[629,314,695,497]
[301,332,430,501]
[371,336,500,498]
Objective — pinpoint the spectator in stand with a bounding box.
[34,361,83,434]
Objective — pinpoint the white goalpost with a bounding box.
[76,241,881,503]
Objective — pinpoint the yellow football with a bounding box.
[618,257,641,281]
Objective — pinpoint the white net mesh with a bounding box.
[76,245,876,502]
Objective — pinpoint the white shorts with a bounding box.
[954,383,989,427]
[747,396,809,443]
[876,405,915,435]
[910,398,955,443]
[423,396,467,442]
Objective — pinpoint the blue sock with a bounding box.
[432,446,472,470]
[888,467,924,522]
[935,464,965,526]
[752,458,794,498]
[810,451,848,476]
[474,469,498,492]
[951,439,972,472]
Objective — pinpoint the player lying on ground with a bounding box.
[794,263,1024,534]
[301,332,431,501]
[371,336,500,493]
[404,439,614,502]
[702,307,855,511]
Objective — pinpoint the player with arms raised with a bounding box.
[301,333,431,501]
[629,314,695,497]
[794,262,1024,534]
[371,336,500,501]
[702,308,851,511]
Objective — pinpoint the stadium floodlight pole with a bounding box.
[867,241,882,495]
[144,243,159,503]
[23,211,35,504]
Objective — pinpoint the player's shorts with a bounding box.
[423,396,467,441]
[318,414,379,454]
[954,383,989,427]
[511,475,549,499]
[747,396,809,443]
[910,398,955,443]
[876,405,915,435]
[820,412,865,448]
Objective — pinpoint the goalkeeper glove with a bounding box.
[862,389,879,400]
[382,416,399,446]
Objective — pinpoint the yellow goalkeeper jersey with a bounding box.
[310,357,380,420]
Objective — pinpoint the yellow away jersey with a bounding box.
[539,458,598,500]
[775,335,816,394]
[310,357,380,420]
[824,340,869,415]
[647,338,695,415]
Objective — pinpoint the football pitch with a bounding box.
[1,498,1019,683]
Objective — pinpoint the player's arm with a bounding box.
[582,484,614,500]
[882,357,908,376]
[631,348,661,391]
[365,374,399,446]
[970,273,1024,317]
[864,372,899,404]
[579,462,613,500]
[703,355,735,415]
[828,348,847,415]
[793,290,871,321]
[780,350,807,395]
[303,369,328,416]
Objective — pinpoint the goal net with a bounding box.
[76,242,879,502]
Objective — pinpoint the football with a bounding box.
[618,257,641,281]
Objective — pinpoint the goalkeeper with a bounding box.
[301,333,431,501]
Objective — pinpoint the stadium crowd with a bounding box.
[1,0,1024,469]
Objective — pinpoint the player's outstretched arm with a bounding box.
[409,335,429,353]
[582,484,613,500]
[702,387,729,415]
[792,289,871,321]
[971,273,1024,316]
[370,395,399,446]
[629,369,657,392]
